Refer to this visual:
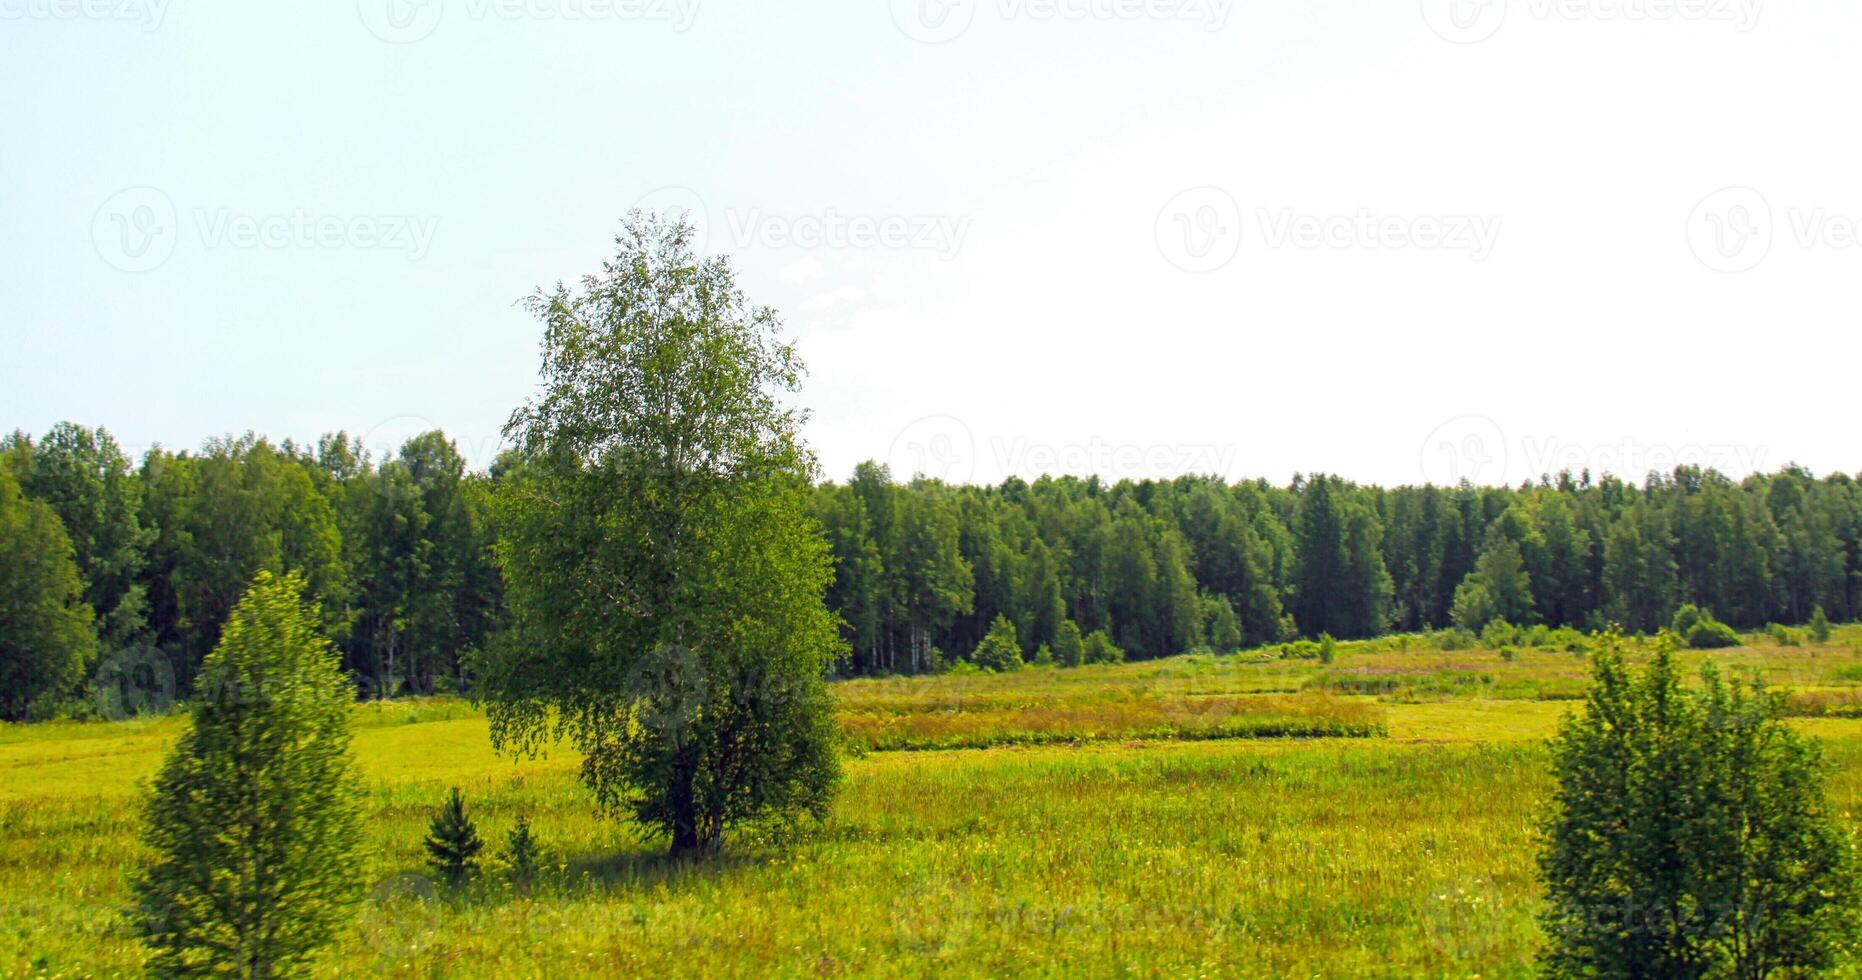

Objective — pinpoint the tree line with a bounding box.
[810,462,1862,673]
[0,425,503,718]
[5,417,1862,717]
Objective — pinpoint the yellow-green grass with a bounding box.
[8,635,1862,977]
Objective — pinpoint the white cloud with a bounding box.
[778,256,825,283]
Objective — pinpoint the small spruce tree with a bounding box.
[132,570,361,977]
[425,787,485,886]
[1810,604,1833,644]
[505,814,540,887]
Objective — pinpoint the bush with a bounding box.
[970,615,1024,673]
[1317,633,1337,665]
[1052,621,1085,668]
[1671,605,1740,650]
[1083,629,1125,665]
[1811,605,1834,644]
[1540,631,1858,977]
[1480,618,1520,649]
[1031,643,1054,667]
[1767,623,1803,647]
[1434,627,1477,651]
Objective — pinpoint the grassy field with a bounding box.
[8,630,1862,977]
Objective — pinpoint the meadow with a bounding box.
[8,629,1862,977]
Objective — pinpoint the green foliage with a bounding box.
[1203,594,1243,653]
[1671,604,1740,650]
[1316,633,1336,665]
[482,214,844,855]
[1480,618,1520,649]
[1031,643,1054,668]
[1811,604,1833,643]
[505,814,541,887]
[1540,631,1858,977]
[132,571,361,977]
[1,424,152,645]
[425,787,484,886]
[1082,629,1125,665]
[970,614,1023,673]
[1452,536,1536,631]
[1052,620,1084,668]
[0,470,96,721]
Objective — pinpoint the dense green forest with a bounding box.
[4,420,1858,715]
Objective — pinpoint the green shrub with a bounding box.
[1481,619,1521,649]
[1317,633,1337,665]
[1434,627,1476,651]
[1540,631,1858,977]
[1083,629,1125,665]
[970,615,1024,673]
[1672,605,1740,650]
[1810,605,1833,644]
[1052,621,1084,668]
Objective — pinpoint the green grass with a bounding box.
[9,629,1862,976]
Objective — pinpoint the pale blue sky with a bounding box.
[4,0,1857,486]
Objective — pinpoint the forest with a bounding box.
[4,418,1856,717]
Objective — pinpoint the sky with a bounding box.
[2,0,1856,489]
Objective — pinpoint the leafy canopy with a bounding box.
[482,214,844,855]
